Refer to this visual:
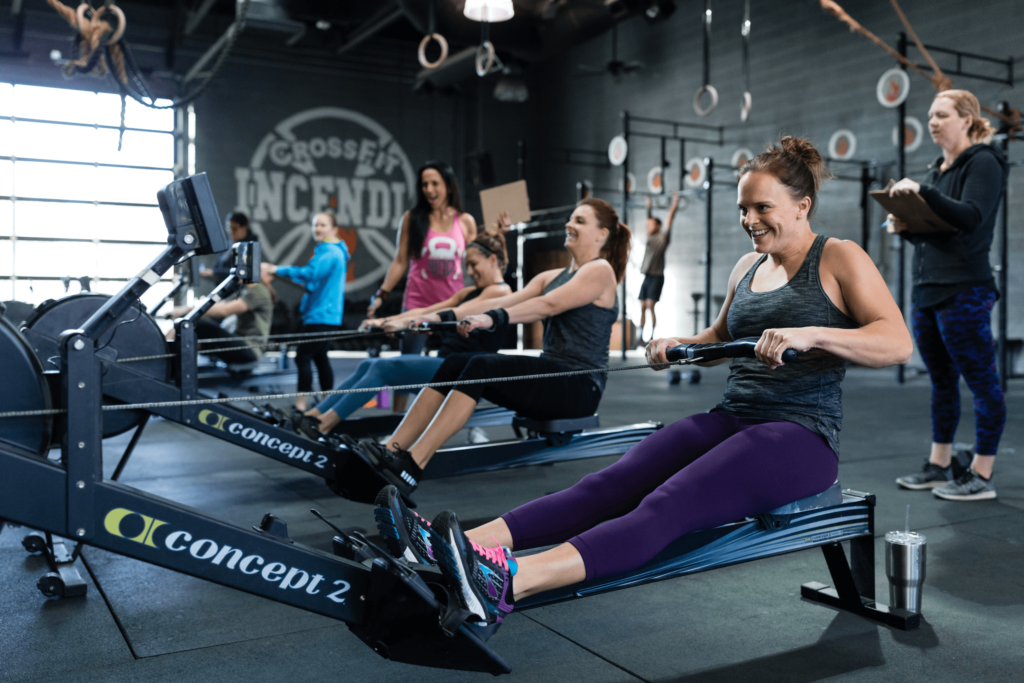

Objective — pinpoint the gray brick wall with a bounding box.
[529,0,1024,342]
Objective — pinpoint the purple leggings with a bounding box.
[502,412,838,581]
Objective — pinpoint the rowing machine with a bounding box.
[15,187,658,508]
[0,174,512,674]
[0,200,916,674]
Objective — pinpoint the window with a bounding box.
[0,83,176,309]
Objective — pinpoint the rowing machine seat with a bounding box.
[512,414,600,436]
[756,481,844,530]
[511,415,602,445]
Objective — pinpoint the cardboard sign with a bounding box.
[479,180,531,232]
[870,180,955,234]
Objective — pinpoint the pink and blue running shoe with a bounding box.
[373,485,437,564]
[432,510,516,626]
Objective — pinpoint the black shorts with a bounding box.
[638,275,665,302]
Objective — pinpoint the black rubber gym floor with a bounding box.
[2,361,1021,682]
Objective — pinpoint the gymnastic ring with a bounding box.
[107,5,127,45]
[741,91,752,122]
[417,33,448,69]
[693,84,718,117]
[475,40,495,77]
[76,3,126,46]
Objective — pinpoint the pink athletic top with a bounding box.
[403,212,467,310]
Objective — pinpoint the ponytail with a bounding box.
[578,198,632,283]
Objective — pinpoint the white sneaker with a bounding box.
[467,427,490,444]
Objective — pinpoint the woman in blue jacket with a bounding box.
[263,211,349,410]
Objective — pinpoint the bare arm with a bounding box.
[502,261,616,325]
[371,287,475,329]
[368,212,412,316]
[451,269,561,318]
[663,191,681,239]
[756,240,913,368]
[461,212,478,243]
[456,262,618,338]
[205,298,250,318]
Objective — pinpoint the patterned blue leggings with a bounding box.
[911,286,1005,455]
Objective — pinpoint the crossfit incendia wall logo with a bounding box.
[232,107,417,295]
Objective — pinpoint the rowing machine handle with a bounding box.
[415,321,461,333]
[665,338,799,363]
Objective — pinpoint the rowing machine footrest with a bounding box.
[349,561,511,674]
[757,481,844,530]
[512,414,600,436]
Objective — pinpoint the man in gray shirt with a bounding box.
[169,281,275,364]
[638,191,680,343]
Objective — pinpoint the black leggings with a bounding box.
[295,323,340,393]
[195,318,258,365]
[431,352,602,420]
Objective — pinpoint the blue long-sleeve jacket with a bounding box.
[276,241,349,326]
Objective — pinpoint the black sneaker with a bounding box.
[294,414,325,441]
[432,510,515,626]
[373,485,438,564]
[933,470,997,501]
[896,460,953,490]
[357,440,423,490]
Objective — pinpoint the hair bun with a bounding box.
[778,136,831,192]
[739,136,832,218]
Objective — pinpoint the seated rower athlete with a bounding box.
[167,275,276,365]
[298,231,512,438]
[351,198,632,487]
[374,137,913,627]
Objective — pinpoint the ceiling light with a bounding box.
[464,0,515,22]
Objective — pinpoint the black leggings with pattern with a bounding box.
[911,286,1005,455]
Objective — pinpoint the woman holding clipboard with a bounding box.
[888,89,1008,501]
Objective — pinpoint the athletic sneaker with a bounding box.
[896,461,953,490]
[951,449,973,479]
[373,485,438,564]
[467,427,490,444]
[294,414,325,441]
[933,470,997,501]
[432,510,515,626]
[357,440,423,489]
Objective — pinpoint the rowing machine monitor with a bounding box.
[157,173,229,256]
[667,337,799,363]
[231,241,261,284]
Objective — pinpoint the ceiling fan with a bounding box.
[577,23,644,81]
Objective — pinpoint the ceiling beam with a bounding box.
[337,3,405,56]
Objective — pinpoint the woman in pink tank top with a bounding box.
[368,161,477,318]
[404,212,467,309]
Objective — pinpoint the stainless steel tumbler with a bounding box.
[885,531,926,613]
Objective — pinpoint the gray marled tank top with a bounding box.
[541,266,619,392]
[717,235,858,455]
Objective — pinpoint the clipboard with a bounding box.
[479,180,531,232]
[869,180,956,233]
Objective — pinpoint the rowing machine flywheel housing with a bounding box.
[22,293,172,438]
